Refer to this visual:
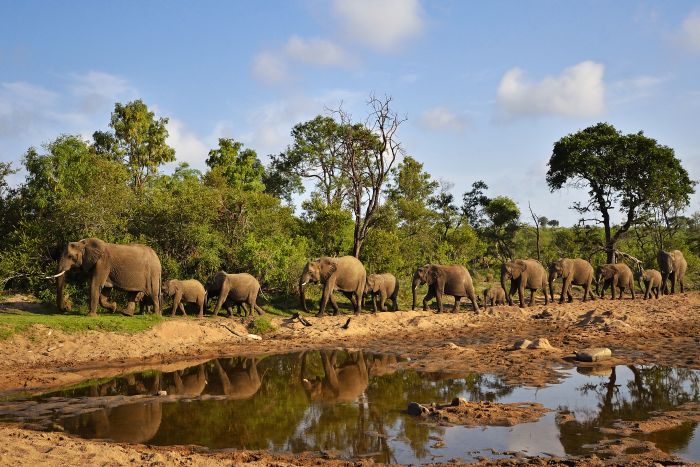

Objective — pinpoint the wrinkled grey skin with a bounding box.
[638,268,662,300]
[657,250,687,295]
[596,263,636,300]
[53,238,161,316]
[300,350,368,403]
[412,264,480,313]
[299,256,366,317]
[365,273,399,312]
[162,279,207,318]
[482,286,506,307]
[501,259,549,308]
[205,271,265,317]
[548,258,596,303]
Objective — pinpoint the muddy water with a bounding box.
[1,351,699,464]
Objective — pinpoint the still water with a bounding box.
[1,350,699,464]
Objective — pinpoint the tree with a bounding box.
[206,138,265,192]
[461,180,489,228]
[547,123,695,263]
[482,196,520,259]
[429,181,460,241]
[108,100,175,190]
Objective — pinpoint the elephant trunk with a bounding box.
[411,275,420,310]
[54,257,71,311]
[500,268,511,306]
[299,277,309,313]
[547,270,556,302]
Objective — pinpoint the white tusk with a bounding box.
[45,271,66,279]
[301,282,307,286]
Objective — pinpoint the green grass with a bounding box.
[0,304,164,340]
[247,316,276,335]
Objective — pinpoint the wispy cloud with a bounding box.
[418,106,468,132]
[676,10,700,52]
[252,51,290,85]
[496,61,606,119]
[332,0,425,52]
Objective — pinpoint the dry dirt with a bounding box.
[408,398,550,427]
[1,291,700,465]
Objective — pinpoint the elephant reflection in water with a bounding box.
[207,357,264,399]
[64,401,162,444]
[300,350,369,403]
[366,353,398,377]
[163,364,207,396]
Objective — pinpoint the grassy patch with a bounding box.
[247,316,276,335]
[0,305,164,340]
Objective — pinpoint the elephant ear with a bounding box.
[428,266,444,285]
[320,259,337,281]
[510,260,526,278]
[81,239,105,271]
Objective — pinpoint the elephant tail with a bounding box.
[259,288,270,302]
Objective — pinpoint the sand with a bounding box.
[1,291,699,465]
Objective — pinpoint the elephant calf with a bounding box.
[482,286,506,307]
[597,263,635,300]
[163,279,207,317]
[639,269,662,300]
[365,273,399,312]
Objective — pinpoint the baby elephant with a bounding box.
[639,269,662,300]
[162,279,207,318]
[483,286,506,307]
[365,273,399,312]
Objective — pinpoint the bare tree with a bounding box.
[528,202,541,261]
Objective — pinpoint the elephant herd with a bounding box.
[50,238,688,317]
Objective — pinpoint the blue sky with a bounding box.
[1,0,699,225]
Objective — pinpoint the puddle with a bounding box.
[1,350,699,464]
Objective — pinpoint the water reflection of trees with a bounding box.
[53,351,513,463]
[558,365,700,456]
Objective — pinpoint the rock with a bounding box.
[575,347,612,362]
[157,390,167,396]
[532,310,553,320]
[512,339,532,350]
[246,333,262,340]
[528,338,555,350]
[407,402,430,416]
[451,397,467,406]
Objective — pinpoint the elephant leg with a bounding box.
[89,267,111,316]
[371,293,378,313]
[213,284,231,316]
[99,289,117,313]
[253,303,265,315]
[197,297,204,318]
[528,289,535,307]
[344,291,360,316]
[654,286,659,299]
[318,281,335,317]
[435,291,444,313]
[423,289,435,312]
[644,282,651,300]
[392,291,399,311]
[679,278,684,293]
[670,273,676,294]
[379,291,388,312]
[179,302,187,316]
[517,283,525,308]
[565,281,573,303]
[468,289,479,313]
[328,293,341,315]
[453,296,461,313]
[630,281,635,300]
[172,291,183,317]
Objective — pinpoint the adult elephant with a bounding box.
[205,271,265,317]
[548,258,596,303]
[299,256,366,317]
[596,263,635,300]
[300,350,368,403]
[411,264,479,313]
[501,259,548,308]
[208,357,264,400]
[657,250,687,295]
[49,238,161,316]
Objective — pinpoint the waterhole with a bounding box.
[1,350,699,464]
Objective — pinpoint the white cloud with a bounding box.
[418,106,467,132]
[284,35,353,67]
[333,0,424,51]
[166,118,210,169]
[496,61,606,119]
[677,10,700,51]
[252,51,289,85]
[68,71,136,113]
[609,74,671,105]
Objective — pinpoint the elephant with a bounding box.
[300,350,368,403]
[164,365,208,396]
[412,264,480,313]
[162,279,206,318]
[50,238,161,316]
[299,256,366,317]
[365,273,399,312]
[207,357,264,400]
[548,258,596,303]
[63,401,162,444]
[482,285,506,307]
[657,250,687,294]
[501,259,549,308]
[638,268,662,300]
[205,271,265,317]
[596,263,635,300]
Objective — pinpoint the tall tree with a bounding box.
[108,100,175,190]
[547,123,695,262]
[482,196,520,259]
[205,138,265,192]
